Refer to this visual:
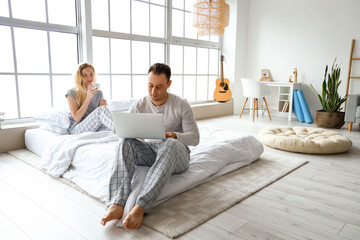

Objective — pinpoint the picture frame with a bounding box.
[260,69,272,82]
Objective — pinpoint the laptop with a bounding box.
[111,112,166,139]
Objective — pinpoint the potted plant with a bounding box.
[310,59,347,129]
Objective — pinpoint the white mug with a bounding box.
[93,83,100,90]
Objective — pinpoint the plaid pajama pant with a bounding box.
[107,138,190,213]
[69,106,113,134]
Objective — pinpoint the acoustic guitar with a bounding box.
[213,55,232,102]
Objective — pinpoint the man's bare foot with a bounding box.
[123,205,144,230]
[101,204,124,226]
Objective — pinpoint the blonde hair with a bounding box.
[74,63,96,107]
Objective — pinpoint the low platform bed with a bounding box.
[25,126,264,220]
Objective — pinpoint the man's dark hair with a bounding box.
[148,63,171,83]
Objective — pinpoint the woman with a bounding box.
[66,63,113,134]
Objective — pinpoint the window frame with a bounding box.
[0,0,80,121]
[90,0,221,103]
[0,0,222,122]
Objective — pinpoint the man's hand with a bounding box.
[166,132,177,139]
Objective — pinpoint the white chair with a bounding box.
[239,78,272,121]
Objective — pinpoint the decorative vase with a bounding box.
[314,110,345,129]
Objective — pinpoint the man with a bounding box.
[101,63,200,229]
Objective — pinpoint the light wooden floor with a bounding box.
[1,114,359,240]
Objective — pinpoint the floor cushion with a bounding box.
[258,127,352,154]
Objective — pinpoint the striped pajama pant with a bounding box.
[69,106,114,134]
[107,138,190,213]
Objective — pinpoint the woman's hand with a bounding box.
[166,132,177,139]
[85,84,98,101]
[99,99,107,106]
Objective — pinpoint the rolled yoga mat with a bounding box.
[296,90,313,123]
[293,90,305,122]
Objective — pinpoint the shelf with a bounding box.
[279,96,290,101]
[262,82,302,121]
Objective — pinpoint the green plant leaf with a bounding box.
[310,58,347,113]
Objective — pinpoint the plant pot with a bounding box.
[314,110,345,129]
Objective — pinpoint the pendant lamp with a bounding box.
[192,0,230,36]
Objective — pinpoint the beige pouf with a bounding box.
[258,127,352,154]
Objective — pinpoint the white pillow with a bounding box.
[40,124,69,135]
[33,108,70,129]
[107,99,136,112]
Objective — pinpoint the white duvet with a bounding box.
[42,127,263,224]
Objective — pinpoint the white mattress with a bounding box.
[25,128,61,156]
[25,127,264,216]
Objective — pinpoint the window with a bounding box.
[0,0,221,121]
[91,0,220,103]
[0,0,78,120]
[91,0,168,100]
[169,0,220,102]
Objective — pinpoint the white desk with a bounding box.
[261,82,301,121]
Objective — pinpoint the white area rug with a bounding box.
[8,149,307,239]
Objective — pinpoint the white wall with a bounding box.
[225,0,360,116]
[223,0,249,114]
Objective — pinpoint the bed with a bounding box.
[25,123,264,223]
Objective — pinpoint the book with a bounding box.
[282,101,289,112]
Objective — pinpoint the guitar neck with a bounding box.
[220,56,224,83]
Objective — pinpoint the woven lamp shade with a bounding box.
[193,0,230,36]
